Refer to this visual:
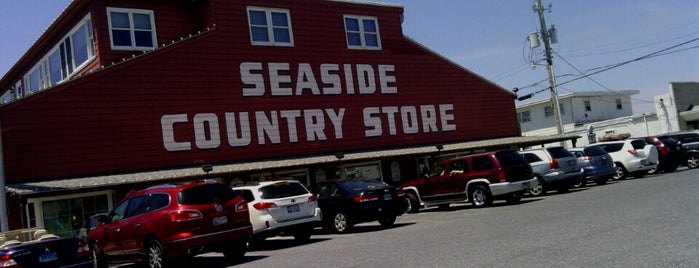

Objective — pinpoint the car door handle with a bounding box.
[134,224,141,229]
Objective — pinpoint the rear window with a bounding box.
[496,150,528,167]
[673,133,699,143]
[583,145,607,156]
[630,140,647,150]
[259,182,309,199]
[340,180,385,192]
[599,143,623,152]
[178,184,238,205]
[546,147,574,158]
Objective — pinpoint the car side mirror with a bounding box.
[95,214,109,224]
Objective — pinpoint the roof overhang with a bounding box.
[6,134,580,196]
[679,107,699,122]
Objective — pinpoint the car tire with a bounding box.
[687,153,699,169]
[528,176,546,197]
[145,239,166,268]
[505,191,523,204]
[469,185,492,208]
[573,177,587,188]
[223,240,248,260]
[664,163,679,173]
[378,215,396,227]
[330,211,352,233]
[613,164,627,180]
[406,192,420,214]
[91,244,107,268]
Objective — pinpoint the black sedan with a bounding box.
[309,178,409,233]
[0,228,93,268]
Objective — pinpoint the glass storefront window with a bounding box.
[29,192,111,238]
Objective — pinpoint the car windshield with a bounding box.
[546,147,574,158]
[178,184,238,205]
[340,179,385,192]
[259,182,309,199]
[583,146,607,156]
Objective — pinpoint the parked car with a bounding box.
[401,149,536,211]
[568,145,616,186]
[657,131,699,169]
[309,178,408,233]
[233,180,322,243]
[0,228,93,268]
[88,181,253,268]
[519,147,582,196]
[595,139,658,180]
[642,136,683,173]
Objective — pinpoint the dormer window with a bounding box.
[107,7,157,50]
[344,15,381,50]
[246,7,294,46]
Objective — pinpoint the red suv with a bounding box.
[402,149,536,211]
[88,181,252,268]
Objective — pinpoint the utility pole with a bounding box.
[533,0,565,139]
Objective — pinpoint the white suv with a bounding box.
[233,180,322,243]
[595,139,658,180]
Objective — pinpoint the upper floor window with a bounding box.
[584,100,592,111]
[247,7,293,46]
[344,15,381,50]
[519,111,531,123]
[615,99,623,110]
[107,7,157,50]
[544,105,553,117]
[21,15,94,98]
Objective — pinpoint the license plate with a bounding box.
[213,215,228,225]
[39,252,58,263]
[287,204,300,213]
[384,194,392,200]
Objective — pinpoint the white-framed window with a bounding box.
[26,190,114,238]
[343,15,381,50]
[544,105,553,117]
[107,7,157,50]
[21,15,94,97]
[616,99,623,110]
[246,7,294,46]
[520,111,531,122]
[343,161,383,181]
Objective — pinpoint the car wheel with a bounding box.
[293,228,313,243]
[222,240,247,260]
[145,239,166,268]
[573,177,586,188]
[528,177,546,196]
[406,192,420,213]
[687,153,699,169]
[378,215,396,227]
[331,212,352,233]
[91,244,107,268]
[505,191,523,204]
[613,164,627,180]
[469,185,492,208]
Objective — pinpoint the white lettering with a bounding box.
[193,113,221,149]
[161,114,191,151]
[280,110,302,143]
[382,106,399,135]
[363,107,382,137]
[378,65,397,94]
[304,109,327,141]
[401,106,419,134]
[325,108,345,139]
[320,64,341,95]
[269,63,292,96]
[256,111,281,144]
[439,104,456,131]
[356,64,376,94]
[225,112,251,147]
[295,63,321,95]
[420,105,438,133]
[240,62,264,96]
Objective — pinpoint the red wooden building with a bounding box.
[0,0,572,236]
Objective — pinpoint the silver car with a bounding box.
[519,147,582,196]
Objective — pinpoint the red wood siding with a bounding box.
[0,0,519,182]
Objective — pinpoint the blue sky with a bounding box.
[1,0,697,113]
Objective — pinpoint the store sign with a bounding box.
[160,62,456,152]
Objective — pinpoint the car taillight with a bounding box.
[0,254,18,268]
[395,189,405,197]
[75,240,91,258]
[308,195,318,202]
[353,194,379,203]
[582,156,592,163]
[659,146,669,155]
[497,170,507,182]
[627,149,638,155]
[235,200,249,212]
[549,159,559,169]
[253,202,277,211]
[169,209,203,222]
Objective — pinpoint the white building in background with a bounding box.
[655,82,699,132]
[516,90,659,147]
[517,83,699,147]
